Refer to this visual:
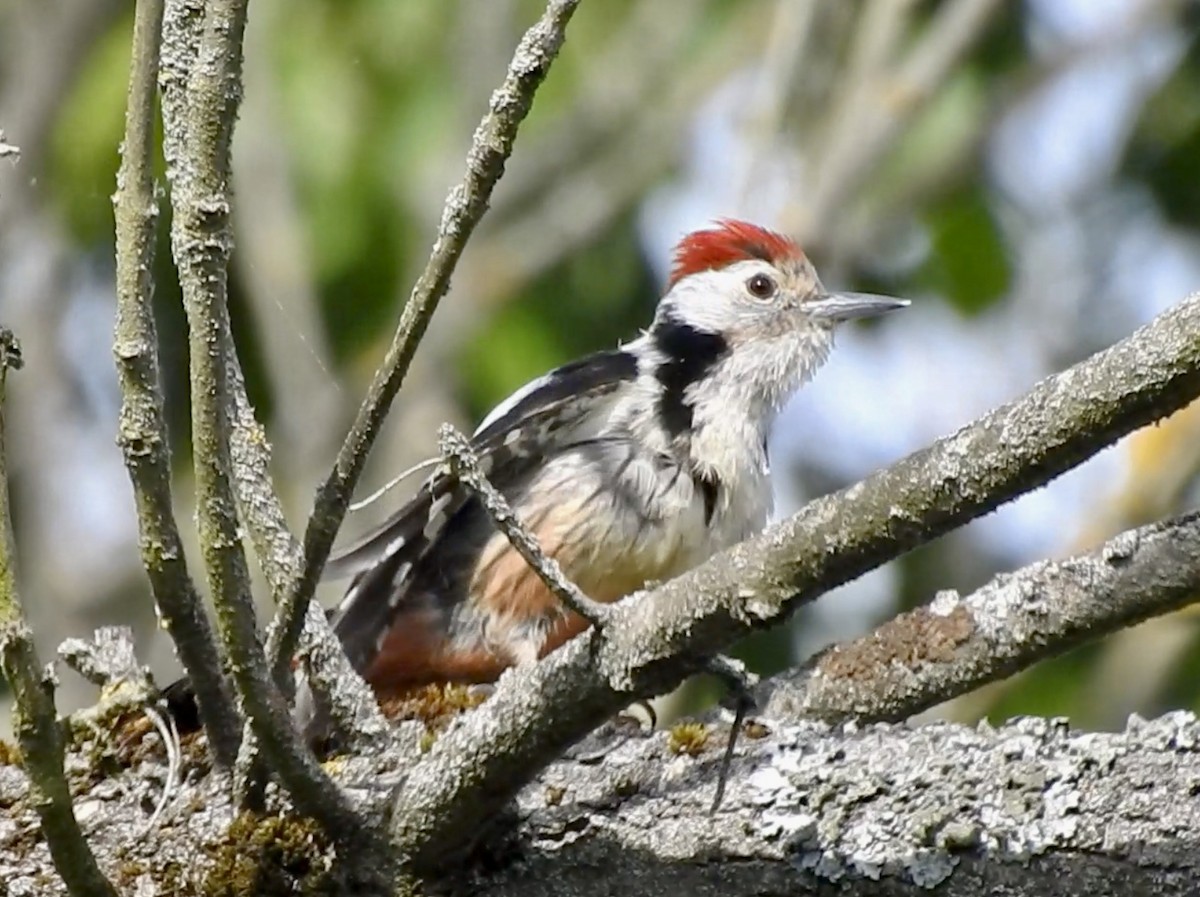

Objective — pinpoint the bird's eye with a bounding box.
[745,273,777,300]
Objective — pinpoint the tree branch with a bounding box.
[112,0,239,768]
[159,0,362,838]
[439,424,612,627]
[0,333,117,897]
[223,349,302,604]
[764,510,1200,723]
[387,292,1200,868]
[6,698,1200,895]
[270,0,585,684]
[469,713,1200,896]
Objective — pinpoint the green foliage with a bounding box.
[921,188,1010,314]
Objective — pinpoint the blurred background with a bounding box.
[1,0,1198,730]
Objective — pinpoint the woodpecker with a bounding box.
[320,219,908,700]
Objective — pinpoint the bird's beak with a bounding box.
[808,292,910,322]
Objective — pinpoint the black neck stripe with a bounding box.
[652,314,729,437]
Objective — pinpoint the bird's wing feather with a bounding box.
[324,349,639,675]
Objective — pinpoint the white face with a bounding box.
[657,257,836,418]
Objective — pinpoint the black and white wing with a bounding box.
[323,349,640,677]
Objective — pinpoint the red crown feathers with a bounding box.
[668,219,803,288]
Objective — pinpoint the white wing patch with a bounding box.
[475,371,555,435]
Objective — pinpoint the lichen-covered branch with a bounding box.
[765,510,1200,724]
[159,0,361,837]
[224,349,302,603]
[0,333,117,897]
[111,0,239,768]
[270,0,585,683]
[387,293,1200,868]
[5,703,1200,895]
[485,712,1200,896]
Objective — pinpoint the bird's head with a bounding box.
[649,219,907,424]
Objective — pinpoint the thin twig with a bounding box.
[764,510,1200,725]
[112,0,240,768]
[438,424,612,628]
[221,344,310,798]
[269,0,585,695]
[0,332,118,897]
[159,0,364,839]
[142,704,182,834]
[220,265,306,798]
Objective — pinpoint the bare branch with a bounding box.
[270,0,585,682]
[59,627,150,692]
[223,349,303,602]
[0,332,117,897]
[218,7,313,607]
[438,424,612,628]
[291,602,391,749]
[7,703,1200,894]
[159,0,362,837]
[220,351,310,797]
[387,293,1200,868]
[112,0,239,767]
[765,510,1200,723]
[495,712,1200,896]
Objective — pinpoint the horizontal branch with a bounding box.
[764,510,1200,723]
[478,713,1200,896]
[386,292,1200,867]
[6,701,1200,896]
